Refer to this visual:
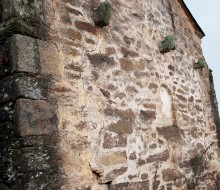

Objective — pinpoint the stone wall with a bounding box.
[0,0,220,190]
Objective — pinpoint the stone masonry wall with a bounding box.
[0,0,220,190]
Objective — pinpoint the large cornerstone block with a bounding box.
[9,35,61,76]
[16,99,57,136]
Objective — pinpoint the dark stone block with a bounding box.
[0,76,48,104]
[16,99,57,136]
[159,35,176,54]
[87,53,114,68]
[94,1,111,27]
[157,126,183,142]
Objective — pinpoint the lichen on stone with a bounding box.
[194,58,206,69]
[159,35,176,54]
[93,1,111,27]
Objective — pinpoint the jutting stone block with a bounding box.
[194,58,206,69]
[159,35,176,54]
[9,35,60,76]
[93,1,111,27]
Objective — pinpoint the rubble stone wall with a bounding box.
[0,0,220,190]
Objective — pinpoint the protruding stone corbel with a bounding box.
[159,35,176,54]
[194,58,206,69]
[93,1,111,27]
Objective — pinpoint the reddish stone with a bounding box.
[157,126,183,142]
[140,110,156,121]
[64,28,82,41]
[121,46,139,57]
[120,58,134,71]
[87,53,114,67]
[75,21,97,35]
[110,120,133,134]
[111,181,149,190]
[146,150,169,163]
[162,169,183,181]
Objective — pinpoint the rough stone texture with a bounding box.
[0,0,220,189]
[16,99,57,136]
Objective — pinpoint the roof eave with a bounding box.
[179,0,205,38]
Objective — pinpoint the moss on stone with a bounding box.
[194,58,206,69]
[159,35,176,54]
[94,1,111,27]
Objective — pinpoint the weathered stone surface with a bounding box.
[103,132,127,149]
[75,21,97,35]
[16,99,57,136]
[93,1,111,27]
[140,110,156,121]
[99,152,127,167]
[120,58,134,71]
[157,126,183,142]
[162,169,183,181]
[9,35,60,76]
[87,53,114,68]
[146,150,169,163]
[0,76,48,104]
[159,35,176,54]
[109,120,133,134]
[105,167,127,182]
[0,102,15,123]
[111,181,149,190]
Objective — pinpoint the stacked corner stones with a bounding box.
[0,1,64,189]
[0,0,220,190]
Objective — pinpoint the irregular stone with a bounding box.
[111,181,149,190]
[63,28,82,41]
[16,99,57,136]
[110,120,133,134]
[87,53,114,68]
[162,169,183,181]
[146,150,169,163]
[103,132,127,149]
[94,1,111,27]
[18,147,51,173]
[100,88,110,98]
[194,58,206,69]
[99,151,127,167]
[75,21,97,35]
[105,167,127,182]
[121,46,139,57]
[159,35,176,54]
[140,110,156,121]
[120,58,134,71]
[157,126,183,142]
